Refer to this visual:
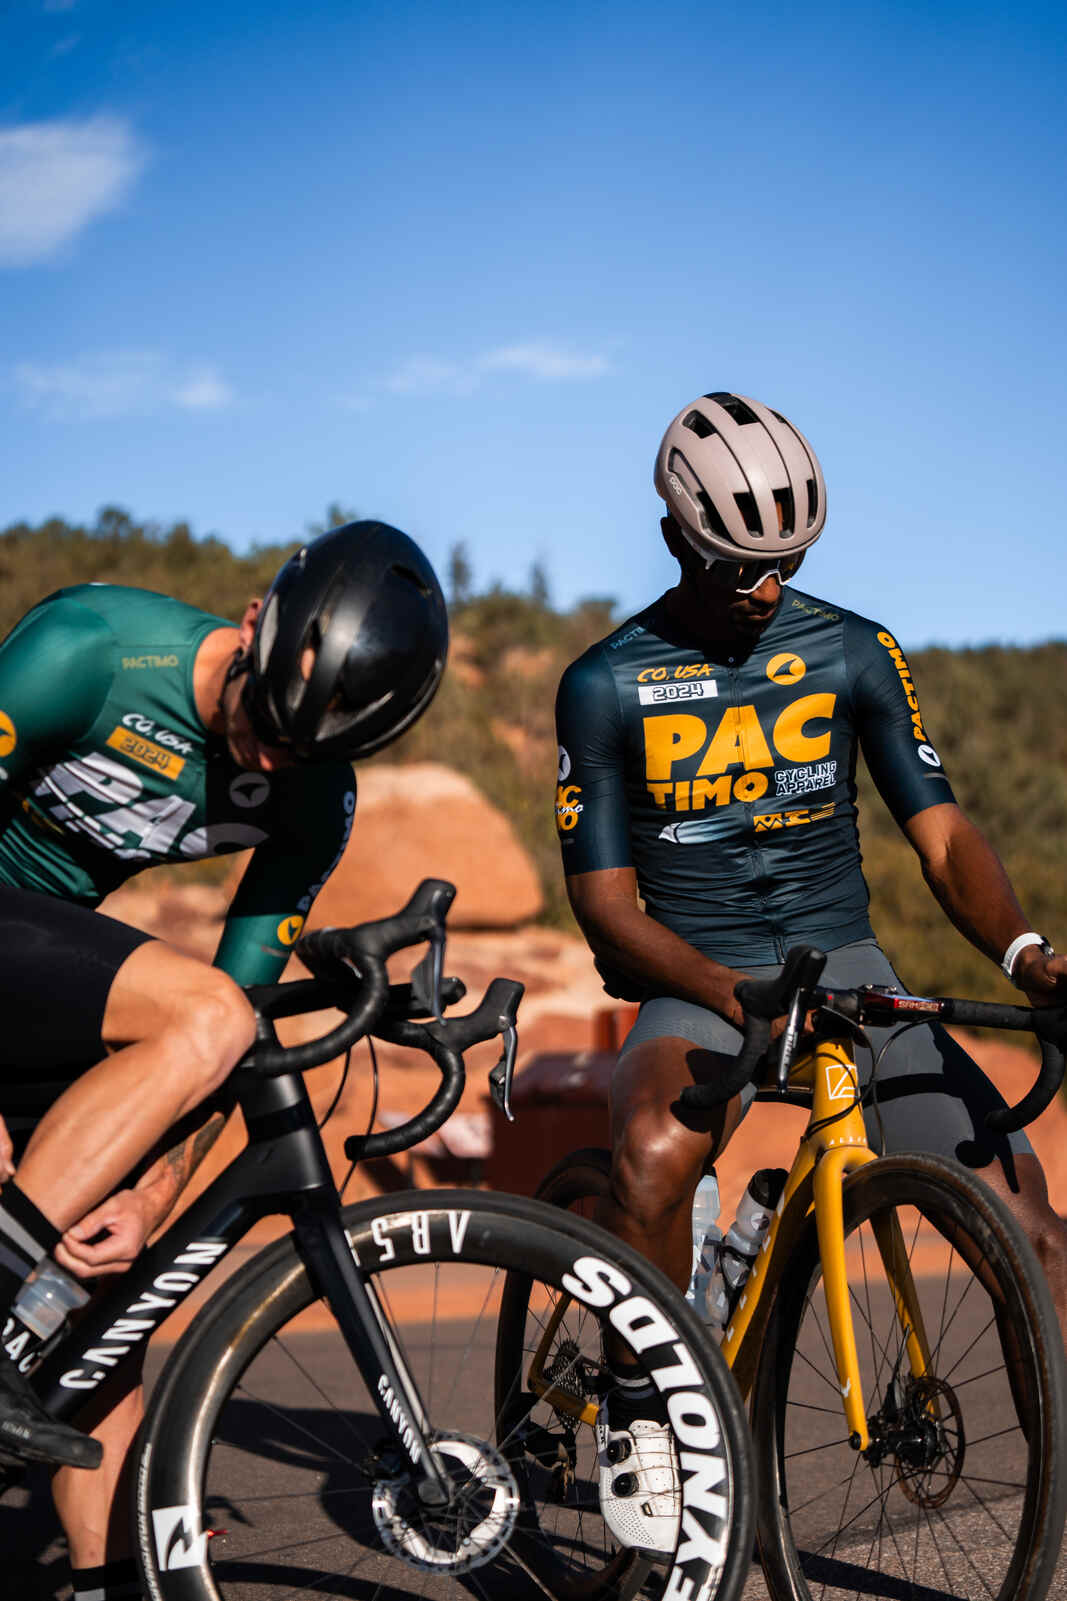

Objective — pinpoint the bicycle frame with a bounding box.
[721,1035,935,1450]
[526,1035,934,1452]
[28,1068,462,1502]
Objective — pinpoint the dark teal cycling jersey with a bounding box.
[0,585,355,986]
[554,587,955,969]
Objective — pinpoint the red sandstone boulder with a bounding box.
[308,762,543,931]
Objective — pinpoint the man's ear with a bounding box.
[238,598,262,650]
[661,515,701,578]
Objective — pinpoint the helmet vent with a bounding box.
[391,561,432,597]
[773,488,795,537]
[695,490,731,543]
[734,491,763,539]
[710,394,759,426]
[805,478,818,527]
[682,409,717,440]
[256,592,280,670]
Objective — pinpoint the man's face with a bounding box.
[693,566,784,643]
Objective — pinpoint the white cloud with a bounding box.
[0,115,147,266]
[378,341,612,398]
[172,370,234,411]
[384,356,472,396]
[480,343,612,380]
[13,352,234,420]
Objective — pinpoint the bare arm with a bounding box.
[566,866,750,1027]
[131,1101,230,1225]
[903,803,1067,1002]
[58,1102,230,1278]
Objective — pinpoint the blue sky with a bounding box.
[2,0,1064,646]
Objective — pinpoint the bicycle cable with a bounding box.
[862,1017,937,1156]
[317,1045,353,1132]
[339,1034,380,1201]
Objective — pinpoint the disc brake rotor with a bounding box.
[372,1432,520,1573]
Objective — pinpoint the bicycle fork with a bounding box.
[723,1043,936,1452]
[807,1044,935,1450]
[293,1202,455,1506]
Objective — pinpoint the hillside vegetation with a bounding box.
[2,509,1064,1002]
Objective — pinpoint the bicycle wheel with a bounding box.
[137,1188,752,1601]
[753,1151,1066,1601]
[533,1146,612,1217]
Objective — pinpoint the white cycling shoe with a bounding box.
[595,1404,681,1557]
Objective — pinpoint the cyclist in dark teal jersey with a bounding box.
[557,393,1067,1556]
[0,521,448,1596]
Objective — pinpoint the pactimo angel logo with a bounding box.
[230,772,271,808]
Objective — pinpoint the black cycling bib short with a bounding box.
[0,585,355,1132]
[555,587,1031,1168]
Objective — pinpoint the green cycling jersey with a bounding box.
[555,586,956,970]
[0,585,355,985]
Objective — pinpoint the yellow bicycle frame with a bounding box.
[525,1035,935,1449]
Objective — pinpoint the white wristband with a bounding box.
[1001,932,1052,979]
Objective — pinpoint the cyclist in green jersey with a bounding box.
[555,393,1067,1555]
[0,521,447,1598]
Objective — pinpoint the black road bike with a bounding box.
[7,881,754,1601]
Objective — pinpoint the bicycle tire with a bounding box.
[533,1145,612,1216]
[494,1147,639,1600]
[752,1151,1066,1601]
[136,1188,752,1601]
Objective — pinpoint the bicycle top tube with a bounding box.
[678,941,1067,1135]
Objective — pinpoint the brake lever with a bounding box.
[488,1023,518,1123]
[776,987,806,1093]
[410,926,446,1020]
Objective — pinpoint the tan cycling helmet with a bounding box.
[654,392,827,562]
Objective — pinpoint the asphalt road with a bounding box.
[5,1283,1067,1601]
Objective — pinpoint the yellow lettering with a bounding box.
[675,780,691,810]
[773,693,836,763]
[733,771,768,802]
[0,710,15,758]
[647,783,672,806]
[695,705,773,776]
[638,666,668,683]
[692,776,732,809]
[754,812,783,831]
[644,714,707,781]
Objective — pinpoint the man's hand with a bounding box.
[1013,947,1067,1007]
[55,1189,160,1279]
[0,1114,13,1182]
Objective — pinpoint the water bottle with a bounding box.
[686,1172,722,1319]
[705,1168,787,1330]
[11,1258,89,1341]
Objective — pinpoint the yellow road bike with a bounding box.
[495,946,1067,1601]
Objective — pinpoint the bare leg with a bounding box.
[52,1378,143,1567]
[17,939,255,1229]
[595,1035,746,1291]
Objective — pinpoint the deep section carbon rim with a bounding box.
[753,1154,1065,1601]
[138,1189,752,1601]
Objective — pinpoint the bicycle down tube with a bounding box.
[31,1067,459,1504]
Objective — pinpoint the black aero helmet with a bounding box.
[244,521,448,761]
